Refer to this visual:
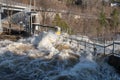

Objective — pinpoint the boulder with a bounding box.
[108,55,120,73]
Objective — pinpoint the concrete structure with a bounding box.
[0,0,36,34]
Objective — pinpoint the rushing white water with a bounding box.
[0,32,120,80]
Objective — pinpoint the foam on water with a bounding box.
[0,32,119,80]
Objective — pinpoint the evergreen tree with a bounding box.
[99,10,108,42]
[99,11,107,28]
[53,14,72,34]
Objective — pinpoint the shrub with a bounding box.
[52,14,72,34]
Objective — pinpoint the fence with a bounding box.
[70,37,120,56]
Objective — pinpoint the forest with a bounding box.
[3,0,120,40]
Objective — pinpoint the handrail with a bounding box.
[0,0,29,8]
[70,37,120,54]
[0,0,35,11]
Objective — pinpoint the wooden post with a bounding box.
[31,13,32,34]
[85,40,86,52]
[112,41,115,54]
[19,21,22,34]
[104,39,105,55]
[104,46,105,55]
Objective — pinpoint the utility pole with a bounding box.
[30,0,32,11]
[0,4,3,34]
[34,0,36,11]
[29,0,32,34]
[29,0,37,34]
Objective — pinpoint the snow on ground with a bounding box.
[0,31,120,80]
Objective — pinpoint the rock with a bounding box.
[55,44,70,51]
[7,43,34,54]
[55,75,75,80]
[108,55,120,73]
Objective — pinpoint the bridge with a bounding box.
[0,0,31,11]
[0,0,34,33]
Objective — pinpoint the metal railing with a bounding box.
[70,37,120,56]
[0,0,30,8]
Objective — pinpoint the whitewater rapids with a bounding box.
[0,32,119,80]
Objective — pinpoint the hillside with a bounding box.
[2,0,120,40]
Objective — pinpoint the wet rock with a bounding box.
[108,55,120,73]
[55,75,75,80]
